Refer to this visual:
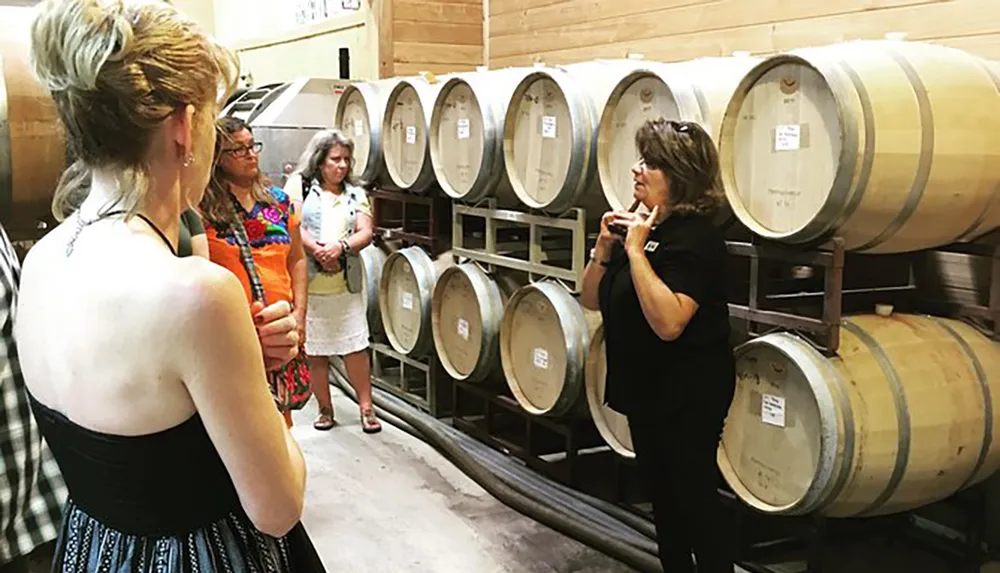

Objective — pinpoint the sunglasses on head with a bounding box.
[664,119,692,134]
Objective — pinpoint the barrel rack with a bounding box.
[369,341,455,418]
[916,239,1000,341]
[440,198,608,486]
[369,187,452,256]
[451,379,608,487]
[726,237,847,354]
[721,234,999,573]
[368,187,457,416]
[450,198,589,293]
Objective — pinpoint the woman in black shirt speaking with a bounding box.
[580,118,736,573]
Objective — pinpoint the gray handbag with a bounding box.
[340,188,363,294]
[343,248,362,293]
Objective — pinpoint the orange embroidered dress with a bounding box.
[203,187,310,416]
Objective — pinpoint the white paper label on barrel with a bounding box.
[532,347,549,369]
[401,291,414,310]
[353,119,364,137]
[457,318,470,340]
[405,125,416,145]
[774,125,801,151]
[761,394,786,428]
[541,116,557,139]
[457,119,470,140]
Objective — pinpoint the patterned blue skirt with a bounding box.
[52,500,325,572]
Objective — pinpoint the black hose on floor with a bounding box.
[327,382,656,549]
[327,370,653,546]
[327,372,664,573]
[327,366,655,539]
[443,426,659,541]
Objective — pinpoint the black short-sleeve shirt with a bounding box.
[597,213,734,417]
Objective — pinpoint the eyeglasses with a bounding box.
[222,141,263,158]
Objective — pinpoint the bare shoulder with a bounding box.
[166,258,247,327]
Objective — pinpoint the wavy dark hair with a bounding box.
[200,116,275,227]
[293,128,357,191]
[635,118,724,217]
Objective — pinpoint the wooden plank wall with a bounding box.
[383,0,485,78]
[488,0,1000,67]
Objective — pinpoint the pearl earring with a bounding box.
[183,153,194,167]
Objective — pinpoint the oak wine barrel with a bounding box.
[360,244,388,337]
[719,40,1000,254]
[429,67,532,205]
[334,78,398,184]
[0,11,67,236]
[584,324,635,458]
[381,74,450,193]
[597,56,760,223]
[500,281,601,417]
[502,59,647,219]
[378,246,454,356]
[718,313,1000,517]
[431,263,525,382]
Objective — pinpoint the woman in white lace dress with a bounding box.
[291,130,381,433]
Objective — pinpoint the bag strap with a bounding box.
[226,193,268,305]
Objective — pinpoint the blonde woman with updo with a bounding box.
[13,1,325,570]
[291,129,381,433]
[580,118,736,573]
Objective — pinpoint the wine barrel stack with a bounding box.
[333,36,1000,522]
[336,54,761,439]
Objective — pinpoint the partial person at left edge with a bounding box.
[0,223,66,573]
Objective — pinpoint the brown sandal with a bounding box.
[361,407,382,434]
[313,407,335,431]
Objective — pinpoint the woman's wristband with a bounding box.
[589,247,609,267]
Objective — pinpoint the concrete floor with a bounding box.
[290,386,999,573]
[292,387,640,573]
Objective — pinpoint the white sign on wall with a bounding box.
[294,0,327,25]
[294,0,360,23]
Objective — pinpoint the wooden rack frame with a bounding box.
[369,188,452,257]
[451,379,605,486]
[727,237,846,354]
[916,241,1000,341]
[451,199,589,293]
[369,342,454,418]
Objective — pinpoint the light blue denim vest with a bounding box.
[300,179,364,282]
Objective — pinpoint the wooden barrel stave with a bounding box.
[377,246,454,356]
[718,313,1000,518]
[0,11,67,236]
[720,40,1000,253]
[584,324,635,458]
[502,60,647,220]
[382,74,450,193]
[500,281,601,417]
[360,244,388,338]
[334,78,399,185]
[430,68,532,205]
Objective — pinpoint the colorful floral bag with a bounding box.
[227,193,312,411]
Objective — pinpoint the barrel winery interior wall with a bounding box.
[233,13,380,84]
[487,0,1000,67]
[383,0,485,78]
[225,0,485,83]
